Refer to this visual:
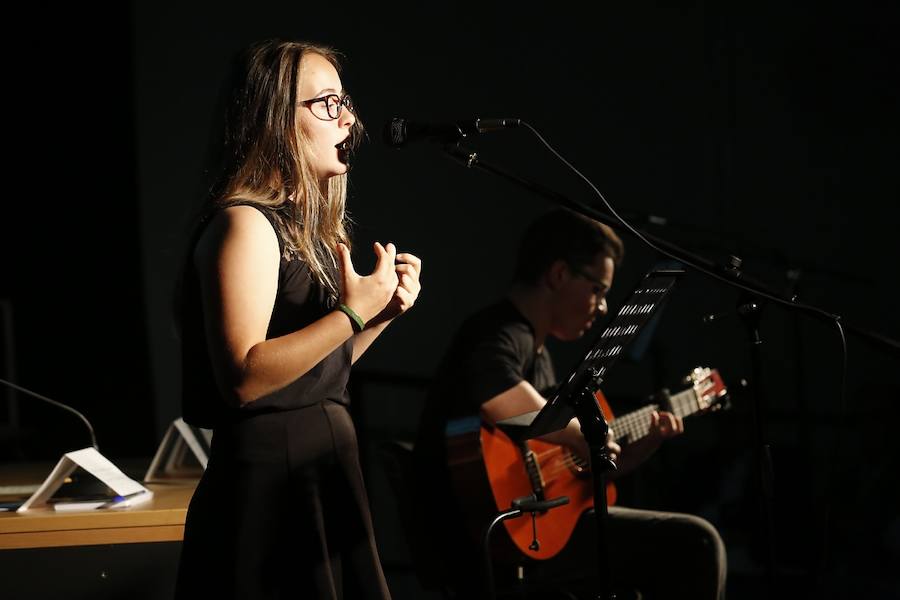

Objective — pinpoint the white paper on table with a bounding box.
[17,447,151,512]
[144,417,212,482]
[51,489,154,512]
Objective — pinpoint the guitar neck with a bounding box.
[608,387,701,445]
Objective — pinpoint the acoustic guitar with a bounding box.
[446,366,728,560]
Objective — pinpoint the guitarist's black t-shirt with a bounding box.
[412,298,556,586]
[424,297,556,425]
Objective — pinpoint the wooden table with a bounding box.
[0,462,200,599]
[0,481,198,549]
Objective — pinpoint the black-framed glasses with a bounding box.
[569,265,609,294]
[299,93,354,121]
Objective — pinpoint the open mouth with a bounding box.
[336,139,352,166]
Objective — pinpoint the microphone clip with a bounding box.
[443,143,480,169]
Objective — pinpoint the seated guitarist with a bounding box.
[414,208,727,599]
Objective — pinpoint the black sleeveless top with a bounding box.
[180,204,353,429]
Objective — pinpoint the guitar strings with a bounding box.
[517,374,722,483]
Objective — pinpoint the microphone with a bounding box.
[1,376,99,450]
[383,117,521,147]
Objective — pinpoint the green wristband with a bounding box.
[338,303,365,333]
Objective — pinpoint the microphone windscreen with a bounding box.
[383,118,408,147]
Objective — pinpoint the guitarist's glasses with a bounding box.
[569,265,610,296]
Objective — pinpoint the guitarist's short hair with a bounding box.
[513,208,624,285]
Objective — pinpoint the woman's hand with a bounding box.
[337,242,399,324]
[371,250,422,324]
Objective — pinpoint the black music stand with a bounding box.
[496,268,685,600]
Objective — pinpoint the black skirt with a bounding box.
[175,401,391,600]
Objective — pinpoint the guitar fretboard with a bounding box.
[608,387,699,445]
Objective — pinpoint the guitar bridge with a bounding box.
[520,444,546,500]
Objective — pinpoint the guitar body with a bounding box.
[446,367,728,561]
[447,392,616,561]
[480,396,616,560]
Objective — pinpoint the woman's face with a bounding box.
[296,52,356,181]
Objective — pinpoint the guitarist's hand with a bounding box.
[648,410,684,442]
[605,428,621,463]
[614,411,683,477]
[565,426,620,466]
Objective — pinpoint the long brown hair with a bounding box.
[210,39,364,297]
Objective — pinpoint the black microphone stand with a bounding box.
[441,142,899,353]
[725,257,778,593]
[442,144,724,272]
[571,388,618,600]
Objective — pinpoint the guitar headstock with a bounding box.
[683,367,729,412]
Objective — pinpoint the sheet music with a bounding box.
[521,269,685,440]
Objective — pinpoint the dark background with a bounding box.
[2,2,898,598]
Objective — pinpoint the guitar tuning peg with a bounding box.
[683,366,709,385]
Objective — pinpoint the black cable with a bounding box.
[816,318,849,592]
[0,376,99,451]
